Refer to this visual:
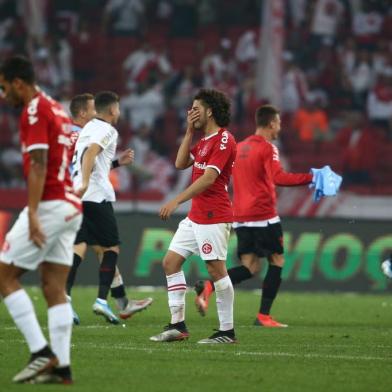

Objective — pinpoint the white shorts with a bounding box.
[0,200,82,270]
[169,217,231,261]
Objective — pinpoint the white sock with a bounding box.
[214,276,234,331]
[48,303,73,367]
[167,271,186,324]
[110,273,123,288]
[4,289,47,353]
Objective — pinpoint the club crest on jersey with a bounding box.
[199,145,209,157]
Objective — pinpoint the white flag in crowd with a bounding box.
[255,0,285,106]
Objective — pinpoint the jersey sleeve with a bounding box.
[89,125,116,150]
[266,143,312,186]
[206,132,235,174]
[24,97,49,152]
[190,145,197,160]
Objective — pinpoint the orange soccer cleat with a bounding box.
[254,313,288,328]
[194,280,214,316]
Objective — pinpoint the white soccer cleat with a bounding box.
[381,259,392,279]
[119,297,153,320]
[12,355,59,383]
[92,299,120,324]
[150,324,189,342]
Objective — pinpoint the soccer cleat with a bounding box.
[31,367,73,385]
[150,323,189,342]
[194,280,214,316]
[12,354,59,383]
[254,313,288,328]
[92,299,120,324]
[119,297,153,319]
[197,329,237,344]
[381,259,392,279]
[71,307,80,325]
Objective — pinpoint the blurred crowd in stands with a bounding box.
[1,0,392,197]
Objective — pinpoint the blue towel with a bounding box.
[309,165,343,202]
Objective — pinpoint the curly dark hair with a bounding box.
[194,89,231,127]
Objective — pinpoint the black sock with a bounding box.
[171,320,187,332]
[31,345,54,359]
[220,328,235,336]
[111,284,126,299]
[98,251,118,300]
[228,266,253,286]
[54,366,72,379]
[260,265,282,315]
[66,254,82,295]
[208,266,253,293]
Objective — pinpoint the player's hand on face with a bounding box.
[186,108,200,132]
[119,148,134,166]
[159,199,179,220]
[28,210,46,248]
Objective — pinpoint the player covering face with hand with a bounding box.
[150,89,238,344]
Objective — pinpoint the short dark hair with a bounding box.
[0,55,35,84]
[255,105,280,127]
[94,91,119,113]
[194,89,231,127]
[70,93,94,118]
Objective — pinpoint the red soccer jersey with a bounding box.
[20,91,81,209]
[188,128,236,224]
[232,135,312,221]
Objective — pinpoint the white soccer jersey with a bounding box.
[72,118,118,202]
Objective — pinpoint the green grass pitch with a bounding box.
[1,287,391,392]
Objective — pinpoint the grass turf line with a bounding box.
[0,287,391,392]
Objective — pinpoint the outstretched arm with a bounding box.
[159,168,218,220]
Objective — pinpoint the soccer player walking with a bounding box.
[150,89,237,344]
[195,105,314,327]
[72,91,152,325]
[0,56,82,384]
[67,93,152,324]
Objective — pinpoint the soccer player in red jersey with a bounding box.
[0,56,82,384]
[150,89,237,344]
[195,105,314,327]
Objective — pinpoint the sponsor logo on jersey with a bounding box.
[194,161,207,170]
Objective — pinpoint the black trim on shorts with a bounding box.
[74,201,120,247]
[235,222,284,258]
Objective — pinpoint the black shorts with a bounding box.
[74,201,120,247]
[235,223,284,258]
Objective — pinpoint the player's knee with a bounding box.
[103,245,119,254]
[41,280,64,303]
[162,258,173,274]
[0,265,22,295]
[248,262,261,275]
[270,254,284,267]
